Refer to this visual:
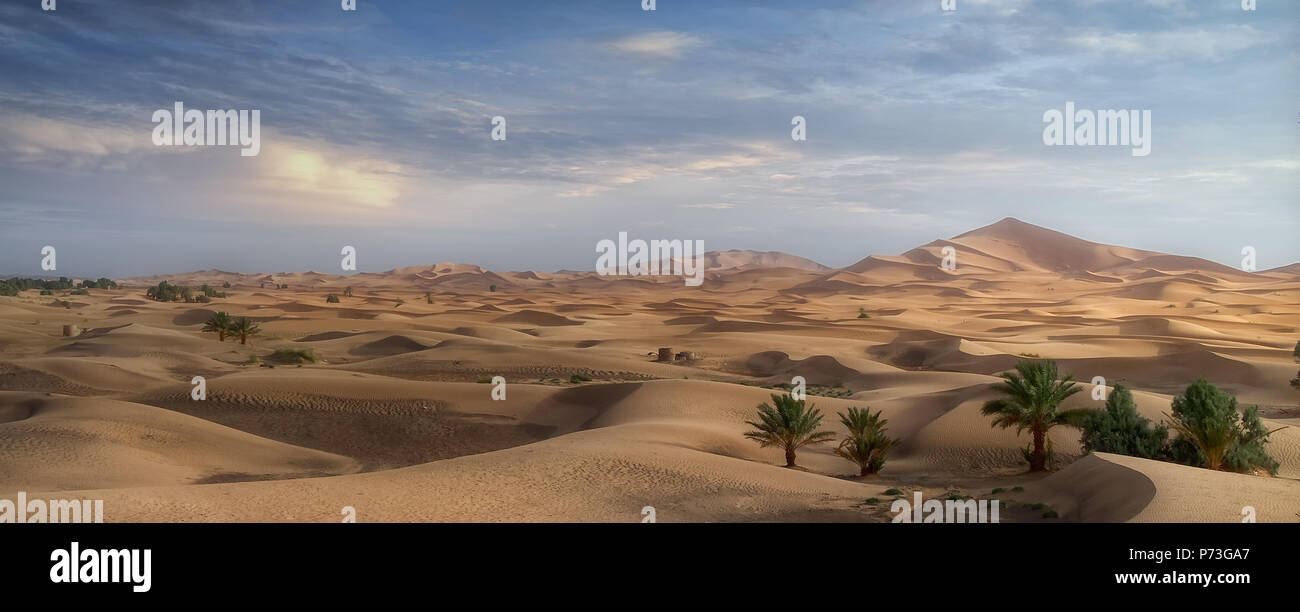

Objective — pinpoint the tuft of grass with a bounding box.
[1042,510,1059,519]
[1011,486,1024,493]
[991,487,1005,494]
[1029,502,1046,511]
[569,372,592,384]
[268,347,317,364]
[476,375,494,383]
[864,497,881,505]
[883,488,903,496]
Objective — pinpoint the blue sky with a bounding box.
[0,0,1296,276]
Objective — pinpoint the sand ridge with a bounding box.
[2,219,1297,522]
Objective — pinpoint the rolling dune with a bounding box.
[2,219,1296,522]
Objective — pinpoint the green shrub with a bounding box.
[1079,385,1168,459]
[1042,510,1059,519]
[326,294,340,303]
[145,281,186,302]
[268,347,317,364]
[39,289,53,295]
[1165,380,1282,475]
[991,487,1005,494]
[883,488,903,496]
[569,373,591,383]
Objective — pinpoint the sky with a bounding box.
[0,0,1297,277]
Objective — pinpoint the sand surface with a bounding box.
[2,219,1297,522]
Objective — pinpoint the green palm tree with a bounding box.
[228,316,261,345]
[1164,379,1285,472]
[744,394,835,467]
[980,360,1089,472]
[201,311,233,342]
[832,407,897,476]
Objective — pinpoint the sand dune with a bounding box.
[3,218,1297,522]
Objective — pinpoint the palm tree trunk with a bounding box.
[860,465,870,477]
[784,448,797,467]
[240,335,247,345]
[1031,428,1046,472]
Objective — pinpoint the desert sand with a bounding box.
[2,218,1297,522]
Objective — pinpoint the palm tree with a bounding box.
[744,393,835,467]
[201,311,233,342]
[832,407,897,476]
[228,316,261,345]
[1164,379,1284,472]
[980,360,1089,472]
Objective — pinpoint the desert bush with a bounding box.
[1079,385,1168,459]
[268,347,317,364]
[145,281,186,302]
[326,294,340,303]
[1164,379,1283,475]
[569,373,591,383]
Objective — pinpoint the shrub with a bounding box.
[268,347,317,364]
[199,284,226,298]
[569,373,591,383]
[326,294,340,303]
[39,289,53,296]
[1079,385,1168,459]
[70,288,89,295]
[857,307,869,319]
[222,281,231,289]
[1291,369,1300,390]
[883,488,903,496]
[343,286,353,297]
[145,281,186,302]
[1165,379,1283,475]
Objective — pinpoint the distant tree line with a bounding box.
[144,281,227,303]
[0,277,117,297]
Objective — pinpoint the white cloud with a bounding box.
[607,31,703,59]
